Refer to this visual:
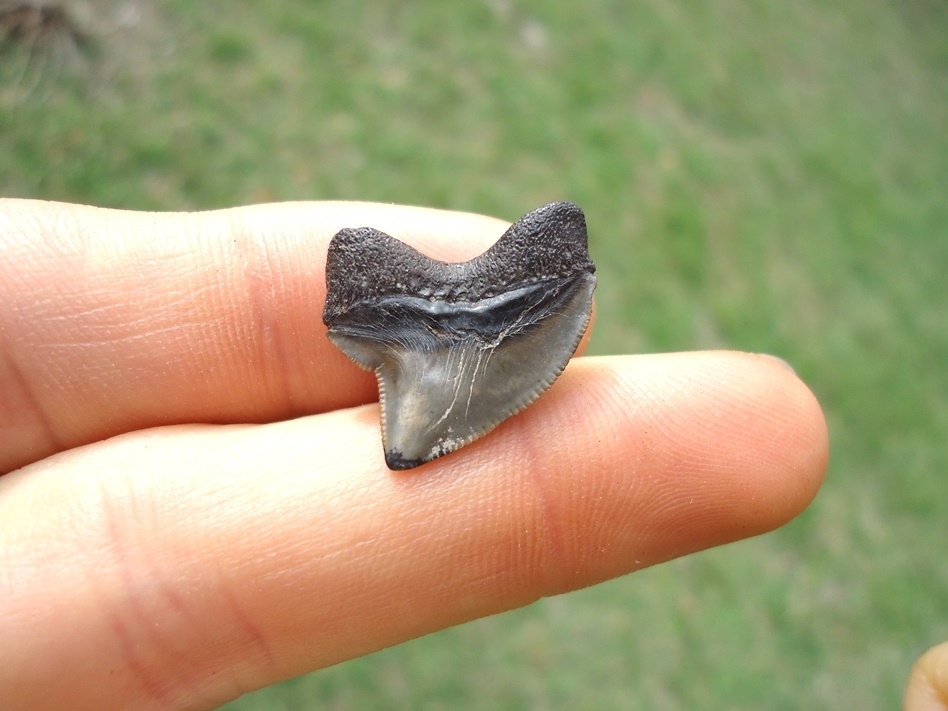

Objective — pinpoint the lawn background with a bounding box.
[2,0,946,708]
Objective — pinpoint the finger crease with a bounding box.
[233,225,296,419]
[0,326,61,470]
[514,416,572,597]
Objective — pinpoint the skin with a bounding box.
[0,198,839,710]
[905,643,948,711]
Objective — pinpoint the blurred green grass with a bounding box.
[3,0,947,708]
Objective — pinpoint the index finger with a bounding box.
[0,199,511,473]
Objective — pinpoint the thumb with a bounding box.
[904,642,948,711]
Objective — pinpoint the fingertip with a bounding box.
[904,641,948,711]
[509,351,830,590]
[747,351,829,525]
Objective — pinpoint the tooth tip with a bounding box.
[384,450,426,470]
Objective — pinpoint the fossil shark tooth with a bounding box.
[322,201,596,470]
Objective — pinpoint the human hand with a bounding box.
[0,199,828,710]
[904,642,948,710]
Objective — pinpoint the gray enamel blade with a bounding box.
[322,201,596,470]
